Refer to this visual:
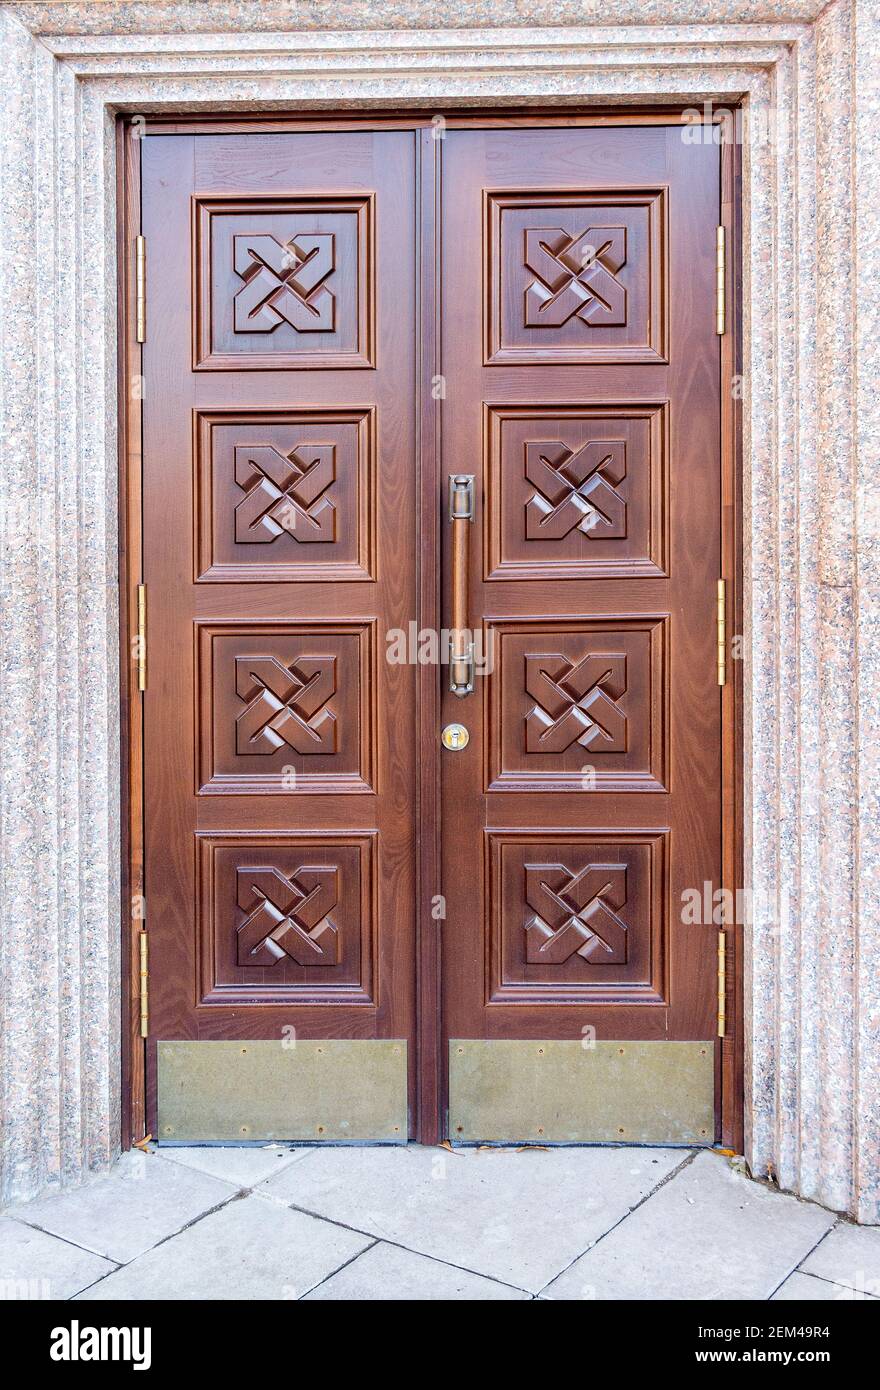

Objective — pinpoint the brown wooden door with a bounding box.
[142,130,418,1139]
[139,119,724,1144]
[439,126,722,1143]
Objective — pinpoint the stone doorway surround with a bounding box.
[0,1,877,1221]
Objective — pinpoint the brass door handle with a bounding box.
[449,475,474,697]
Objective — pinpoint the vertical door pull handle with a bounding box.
[449,475,474,697]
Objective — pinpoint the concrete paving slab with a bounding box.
[0,1216,116,1300]
[158,1144,312,1188]
[14,1151,236,1263]
[75,1193,371,1300]
[800,1221,880,1296]
[542,1151,835,1300]
[772,1270,877,1301]
[305,1239,531,1300]
[260,1142,685,1293]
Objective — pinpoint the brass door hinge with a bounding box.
[136,234,146,343]
[139,931,149,1039]
[136,583,147,691]
[717,929,727,1038]
[715,225,726,335]
[716,578,726,686]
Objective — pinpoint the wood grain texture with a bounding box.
[414,127,443,1142]
[118,119,145,1144]
[720,114,744,1150]
[440,125,723,1078]
[129,112,741,1145]
[141,129,419,1133]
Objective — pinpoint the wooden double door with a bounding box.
[138,117,727,1145]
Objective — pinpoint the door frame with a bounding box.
[118,106,743,1152]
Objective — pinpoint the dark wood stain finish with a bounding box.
[118,118,144,1147]
[440,126,722,1058]
[141,131,418,1130]
[130,114,737,1143]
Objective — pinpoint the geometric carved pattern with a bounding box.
[195,409,376,584]
[486,191,667,367]
[234,444,336,545]
[525,439,625,541]
[235,655,337,756]
[523,227,627,329]
[524,861,628,964]
[487,618,667,794]
[525,652,626,754]
[486,829,666,1005]
[194,195,373,371]
[233,233,335,334]
[199,621,374,795]
[484,404,669,582]
[198,831,376,1006]
[236,864,339,967]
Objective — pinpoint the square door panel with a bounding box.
[193,195,374,370]
[484,403,668,580]
[485,189,667,365]
[197,832,377,1007]
[197,621,376,795]
[486,830,668,1006]
[486,618,668,793]
[195,409,375,583]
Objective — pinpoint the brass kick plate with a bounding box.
[449,1040,714,1145]
[158,1040,407,1142]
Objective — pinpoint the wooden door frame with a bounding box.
[118,117,146,1146]
[118,106,743,1152]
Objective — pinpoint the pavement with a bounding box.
[1,1145,878,1301]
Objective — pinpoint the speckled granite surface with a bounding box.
[853,0,880,1224]
[9,2,830,36]
[0,0,877,1221]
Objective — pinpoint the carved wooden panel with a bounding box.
[193,195,374,369]
[485,190,667,365]
[197,621,376,794]
[484,404,667,580]
[236,864,340,967]
[486,618,668,793]
[195,409,375,582]
[485,830,668,1005]
[197,832,376,1006]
